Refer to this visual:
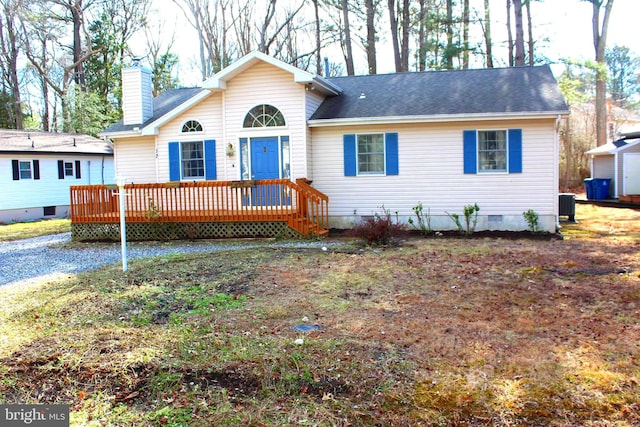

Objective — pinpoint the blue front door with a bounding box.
[249,137,288,206]
[250,137,279,180]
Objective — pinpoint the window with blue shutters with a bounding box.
[463,129,522,174]
[343,133,399,176]
[169,139,216,181]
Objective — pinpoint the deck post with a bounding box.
[117,177,128,271]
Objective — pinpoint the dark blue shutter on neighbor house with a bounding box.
[508,129,522,173]
[385,132,399,175]
[343,134,357,176]
[168,142,180,181]
[463,130,477,174]
[204,139,216,180]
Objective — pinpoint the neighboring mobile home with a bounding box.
[0,129,114,223]
[98,52,569,235]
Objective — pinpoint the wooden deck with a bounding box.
[70,179,329,239]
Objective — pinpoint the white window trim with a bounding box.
[181,119,205,133]
[477,129,509,174]
[242,104,288,130]
[356,133,386,176]
[19,160,33,180]
[180,140,206,180]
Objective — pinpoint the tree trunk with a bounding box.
[445,0,453,69]
[513,0,525,66]
[400,0,409,71]
[417,0,427,71]
[484,0,493,68]
[313,0,322,75]
[342,0,355,75]
[365,0,376,74]
[71,0,86,89]
[388,0,401,72]
[506,0,513,66]
[525,0,534,65]
[0,1,23,129]
[592,0,614,147]
[462,0,470,69]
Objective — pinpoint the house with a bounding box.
[586,131,640,203]
[95,51,568,237]
[0,129,114,223]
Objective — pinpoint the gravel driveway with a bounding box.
[0,233,335,288]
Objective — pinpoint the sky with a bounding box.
[137,0,639,85]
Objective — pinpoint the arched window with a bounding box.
[181,120,203,132]
[243,104,286,128]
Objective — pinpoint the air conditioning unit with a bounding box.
[559,193,576,222]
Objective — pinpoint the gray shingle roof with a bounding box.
[310,65,569,120]
[0,129,113,155]
[102,87,205,134]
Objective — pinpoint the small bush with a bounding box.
[408,202,432,234]
[523,209,540,233]
[350,206,406,246]
[446,203,480,236]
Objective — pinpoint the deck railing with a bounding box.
[70,179,329,238]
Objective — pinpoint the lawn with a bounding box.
[0,218,70,242]
[0,204,639,426]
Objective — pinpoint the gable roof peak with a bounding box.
[202,51,341,95]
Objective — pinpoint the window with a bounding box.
[12,160,40,180]
[168,140,216,181]
[182,120,203,132]
[19,161,32,179]
[181,141,204,178]
[357,134,385,174]
[243,104,286,128]
[463,129,522,174]
[343,133,399,177]
[64,162,74,177]
[478,130,507,172]
[57,160,81,179]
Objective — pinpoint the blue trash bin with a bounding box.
[592,178,612,200]
[584,178,594,200]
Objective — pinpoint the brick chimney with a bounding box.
[122,58,153,126]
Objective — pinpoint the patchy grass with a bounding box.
[1,204,639,426]
[0,218,70,242]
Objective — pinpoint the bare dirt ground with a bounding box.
[1,203,639,426]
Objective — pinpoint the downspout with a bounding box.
[88,160,91,185]
[555,115,561,231]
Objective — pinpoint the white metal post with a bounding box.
[117,176,128,272]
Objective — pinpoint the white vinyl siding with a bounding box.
[225,62,308,180]
[157,93,223,182]
[1,155,115,222]
[114,137,157,183]
[311,119,558,231]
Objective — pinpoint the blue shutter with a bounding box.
[75,160,81,179]
[58,160,65,179]
[508,129,522,173]
[463,130,477,174]
[343,134,356,176]
[204,139,217,180]
[168,142,180,181]
[385,132,399,175]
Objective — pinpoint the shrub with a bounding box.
[523,209,540,233]
[446,203,480,236]
[408,202,432,234]
[350,206,406,246]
